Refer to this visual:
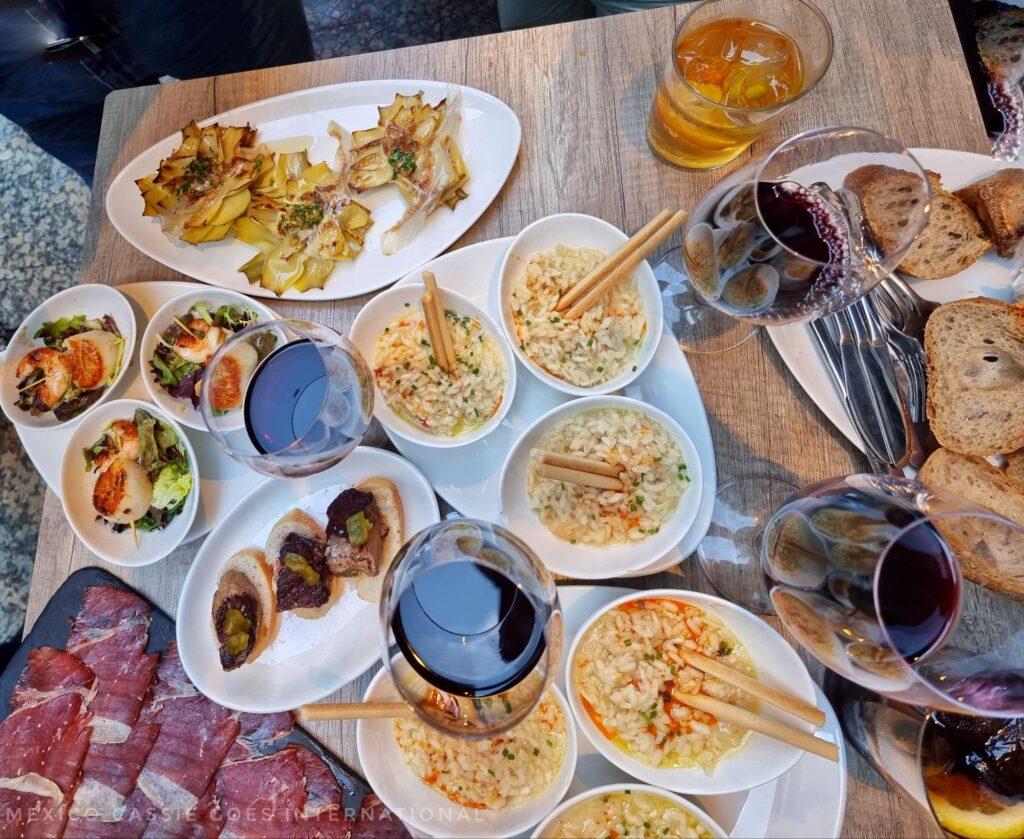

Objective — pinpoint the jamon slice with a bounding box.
[0,648,96,839]
[213,749,309,838]
[224,710,296,762]
[294,748,342,816]
[66,586,159,744]
[352,795,410,839]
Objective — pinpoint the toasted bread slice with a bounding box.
[954,169,1024,258]
[925,297,1024,455]
[266,509,341,619]
[354,478,405,604]
[844,166,990,279]
[211,548,279,670]
[977,9,1024,85]
[919,447,1024,597]
[1006,450,1024,486]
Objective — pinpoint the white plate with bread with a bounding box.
[175,446,440,712]
[767,149,1022,452]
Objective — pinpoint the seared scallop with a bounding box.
[65,330,121,390]
[208,341,258,412]
[92,456,153,524]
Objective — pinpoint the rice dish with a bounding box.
[574,598,755,772]
[543,790,714,838]
[393,692,567,810]
[373,308,505,437]
[510,245,646,387]
[527,408,688,546]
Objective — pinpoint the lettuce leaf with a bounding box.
[151,461,193,511]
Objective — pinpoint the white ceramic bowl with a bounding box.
[497,213,664,397]
[498,396,702,579]
[0,284,137,430]
[530,783,727,838]
[59,398,199,566]
[565,589,820,795]
[139,287,278,431]
[349,282,517,448]
[358,663,578,838]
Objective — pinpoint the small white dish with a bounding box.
[59,397,199,567]
[531,783,728,838]
[0,284,137,431]
[498,395,703,579]
[497,213,663,397]
[358,663,578,838]
[139,287,277,431]
[176,446,440,713]
[565,589,818,796]
[349,282,516,448]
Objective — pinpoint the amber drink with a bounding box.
[647,0,833,170]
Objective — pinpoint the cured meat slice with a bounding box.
[294,748,342,816]
[213,749,309,838]
[0,648,96,839]
[225,710,296,762]
[352,794,410,839]
[66,586,158,745]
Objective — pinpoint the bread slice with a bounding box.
[954,169,1024,258]
[919,447,1024,597]
[1005,450,1024,486]
[977,9,1024,85]
[843,166,990,279]
[354,478,405,604]
[925,297,1024,455]
[266,509,342,619]
[211,548,279,670]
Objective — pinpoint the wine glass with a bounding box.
[658,125,931,354]
[200,319,373,478]
[378,519,563,738]
[763,474,1024,716]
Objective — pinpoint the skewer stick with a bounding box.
[671,689,839,763]
[421,292,451,374]
[18,376,47,392]
[539,451,623,479]
[130,521,138,549]
[172,317,199,339]
[670,648,826,728]
[535,462,624,491]
[556,208,673,312]
[565,210,689,320]
[422,271,457,372]
[297,701,417,722]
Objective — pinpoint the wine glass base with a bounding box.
[696,475,799,615]
[653,247,758,354]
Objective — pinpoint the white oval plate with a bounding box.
[14,281,269,544]
[385,237,717,575]
[766,149,1023,451]
[498,396,703,579]
[175,446,440,713]
[497,213,664,396]
[106,80,521,301]
[565,588,816,796]
[558,586,846,839]
[0,284,136,431]
[358,670,577,838]
[349,282,517,448]
[59,398,199,567]
[139,287,278,430]
[531,783,727,839]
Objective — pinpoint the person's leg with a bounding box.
[497,0,594,30]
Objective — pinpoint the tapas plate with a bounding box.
[386,237,717,575]
[106,80,521,301]
[766,149,1023,451]
[12,281,270,544]
[175,446,440,713]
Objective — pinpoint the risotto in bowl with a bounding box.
[566,589,822,795]
[349,282,516,448]
[498,396,703,579]
[357,662,577,838]
[498,214,663,396]
[532,784,726,839]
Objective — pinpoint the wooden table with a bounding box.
[25,2,988,835]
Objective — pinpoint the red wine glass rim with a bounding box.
[669,0,834,116]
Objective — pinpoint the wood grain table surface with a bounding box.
[24,2,990,835]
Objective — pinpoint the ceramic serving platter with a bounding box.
[13,281,269,544]
[385,237,718,575]
[106,80,521,301]
[766,148,1023,451]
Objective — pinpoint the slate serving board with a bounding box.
[0,566,373,812]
